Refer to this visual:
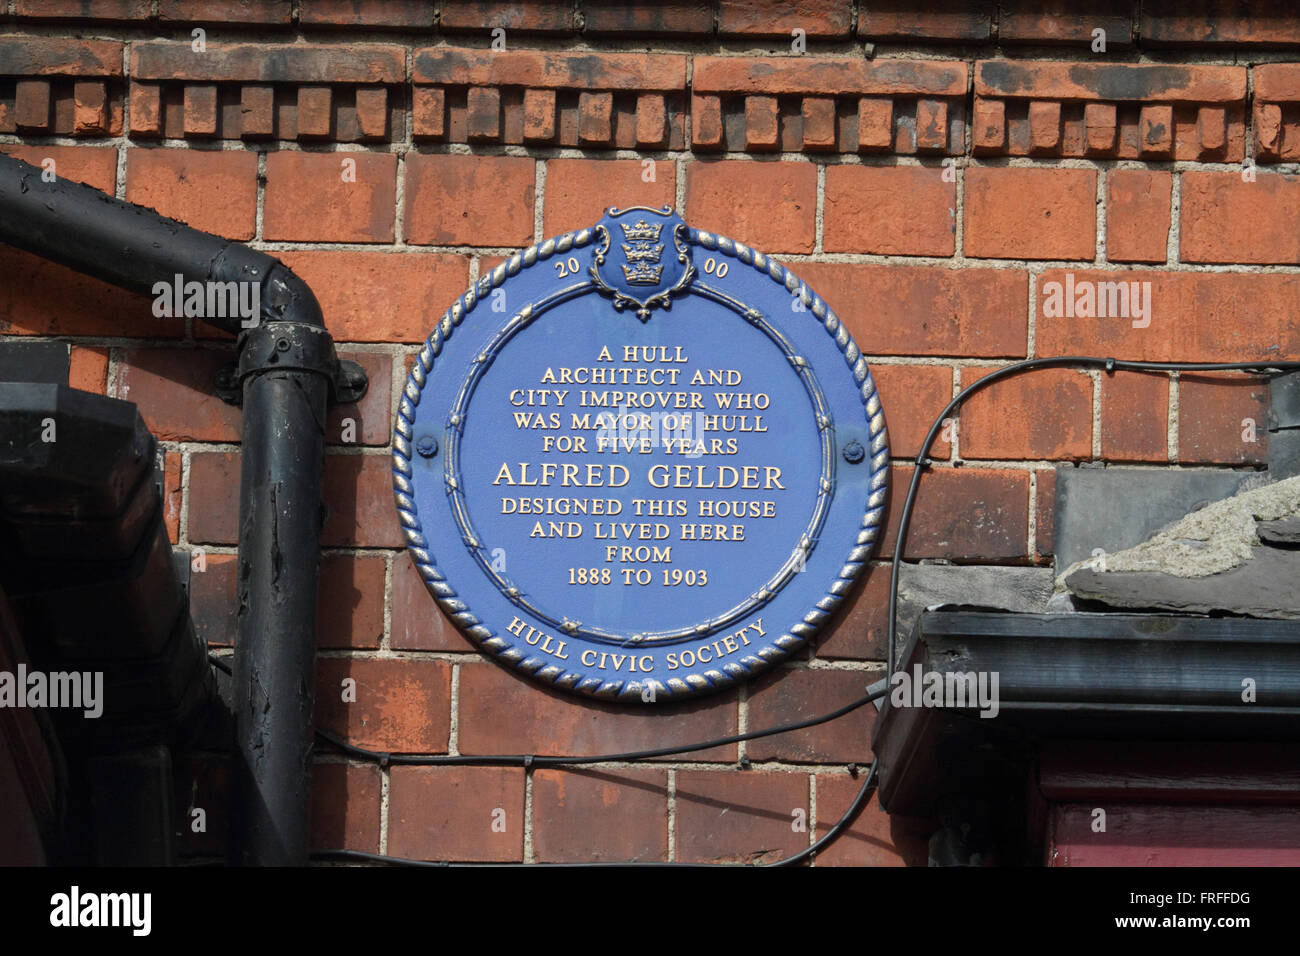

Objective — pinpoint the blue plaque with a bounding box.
[393,207,889,703]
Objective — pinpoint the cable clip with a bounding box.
[1105,357,1115,373]
[524,754,534,769]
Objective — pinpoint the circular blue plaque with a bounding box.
[393,207,889,703]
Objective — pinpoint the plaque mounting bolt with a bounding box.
[416,435,438,458]
[843,440,865,464]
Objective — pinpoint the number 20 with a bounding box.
[554,257,581,278]
[703,257,728,278]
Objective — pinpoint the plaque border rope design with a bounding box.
[392,223,890,703]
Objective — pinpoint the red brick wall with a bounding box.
[1,1,1296,865]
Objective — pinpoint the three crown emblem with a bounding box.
[620,219,665,284]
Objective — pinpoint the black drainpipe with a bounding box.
[0,155,366,865]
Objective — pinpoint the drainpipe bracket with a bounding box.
[333,359,369,406]
[215,322,368,406]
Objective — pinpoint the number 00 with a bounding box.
[703,257,728,278]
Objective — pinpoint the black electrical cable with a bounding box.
[216,651,886,865]
[313,686,886,767]
[211,650,881,766]
[886,356,1300,680]
[310,763,880,869]
[279,354,1300,867]
[768,758,879,867]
